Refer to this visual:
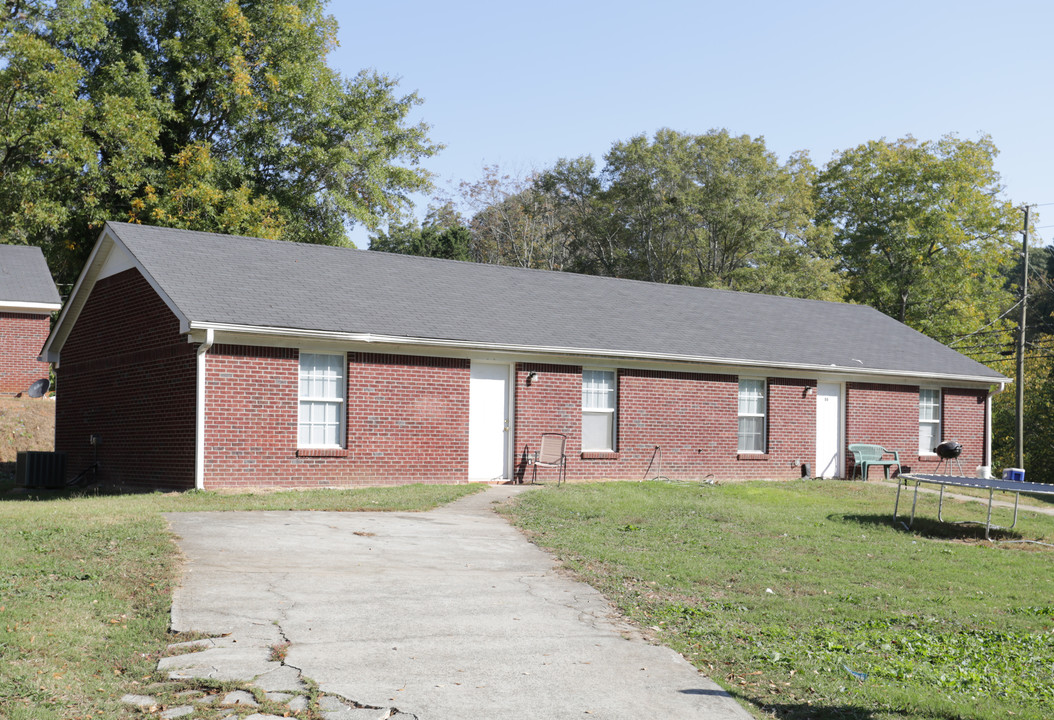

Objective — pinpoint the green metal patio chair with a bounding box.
[848,443,901,481]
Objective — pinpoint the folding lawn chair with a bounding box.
[531,433,567,485]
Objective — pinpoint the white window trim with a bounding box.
[582,368,617,452]
[919,387,941,456]
[737,377,767,454]
[298,351,347,449]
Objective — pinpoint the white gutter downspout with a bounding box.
[986,382,1006,471]
[194,328,215,490]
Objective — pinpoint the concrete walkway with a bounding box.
[163,486,751,720]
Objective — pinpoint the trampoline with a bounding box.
[895,473,1054,540]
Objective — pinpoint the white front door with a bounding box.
[815,382,842,478]
[468,362,511,481]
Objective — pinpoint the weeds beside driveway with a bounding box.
[504,480,1054,720]
[0,483,481,720]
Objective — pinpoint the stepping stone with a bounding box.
[221,689,259,707]
[253,663,306,691]
[159,647,275,682]
[286,695,309,712]
[160,706,195,719]
[264,691,292,702]
[318,698,392,720]
[119,694,157,708]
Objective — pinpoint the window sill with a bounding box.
[297,448,348,458]
[581,451,619,460]
[737,453,770,461]
[918,453,937,460]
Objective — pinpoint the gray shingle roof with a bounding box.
[104,222,1005,382]
[0,245,61,306]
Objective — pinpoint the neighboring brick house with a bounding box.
[0,245,62,394]
[42,222,1008,491]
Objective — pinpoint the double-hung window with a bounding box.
[582,369,616,451]
[298,353,345,448]
[919,388,941,454]
[737,378,766,453]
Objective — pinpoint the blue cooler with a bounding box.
[1002,467,1026,483]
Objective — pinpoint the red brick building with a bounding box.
[1,245,61,394]
[42,223,1008,491]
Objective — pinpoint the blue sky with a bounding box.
[329,1,1054,245]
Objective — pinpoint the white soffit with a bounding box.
[98,240,136,279]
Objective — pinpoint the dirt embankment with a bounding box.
[0,395,56,463]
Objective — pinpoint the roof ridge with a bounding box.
[105,221,863,312]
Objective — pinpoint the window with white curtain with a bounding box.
[919,388,941,454]
[737,378,766,453]
[582,369,616,451]
[298,353,345,448]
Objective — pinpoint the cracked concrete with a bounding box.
[164,485,751,719]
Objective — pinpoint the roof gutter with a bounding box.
[1,300,62,313]
[194,328,214,491]
[188,321,1010,387]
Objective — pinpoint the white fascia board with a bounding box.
[0,301,62,313]
[41,231,113,363]
[188,321,1009,389]
[41,224,191,365]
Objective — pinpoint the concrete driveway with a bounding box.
[163,485,752,719]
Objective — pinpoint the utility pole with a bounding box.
[1016,205,1030,469]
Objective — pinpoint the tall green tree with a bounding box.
[992,343,1054,484]
[0,0,438,284]
[369,203,472,261]
[1020,245,1054,341]
[457,166,570,270]
[127,142,287,238]
[986,242,1054,482]
[0,1,159,282]
[535,129,842,299]
[815,134,1018,339]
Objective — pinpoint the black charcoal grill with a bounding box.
[934,440,964,475]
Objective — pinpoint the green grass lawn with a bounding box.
[0,482,482,720]
[505,480,1054,720]
[4,478,1051,719]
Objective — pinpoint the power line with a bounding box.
[948,298,1023,347]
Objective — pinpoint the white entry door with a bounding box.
[815,382,842,478]
[468,362,511,481]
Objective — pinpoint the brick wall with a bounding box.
[203,349,469,488]
[514,365,819,482]
[0,311,52,393]
[845,383,920,479]
[55,269,197,490]
[845,382,987,478]
[766,377,819,475]
[618,369,740,481]
[513,363,581,482]
[942,387,988,470]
